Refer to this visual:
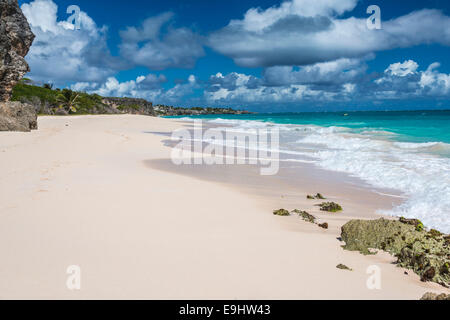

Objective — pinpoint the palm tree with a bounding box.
[57,89,80,113]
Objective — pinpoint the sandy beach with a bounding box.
[0,115,448,299]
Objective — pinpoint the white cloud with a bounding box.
[366,60,450,99]
[384,60,418,77]
[71,74,196,105]
[21,0,122,85]
[419,63,450,96]
[209,0,450,67]
[119,13,205,70]
[204,72,343,104]
[72,73,167,97]
[68,58,450,107]
[20,0,450,108]
[263,58,366,86]
[236,0,357,32]
[205,60,450,105]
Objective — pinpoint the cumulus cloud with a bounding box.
[71,73,167,97]
[21,0,123,85]
[207,72,261,92]
[236,0,358,32]
[419,63,450,97]
[203,59,450,106]
[72,74,197,105]
[119,12,205,70]
[21,1,204,86]
[373,60,450,98]
[208,0,450,67]
[20,0,450,108]
[204,72,345,105]
[68,58,450,107]
[384,60,419,77]
[262,58,366,87]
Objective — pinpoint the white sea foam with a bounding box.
[204,118,450,233]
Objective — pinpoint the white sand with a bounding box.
[0,115,448,299]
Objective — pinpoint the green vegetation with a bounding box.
[11,82,250,116]
[57,89,81,113]
[317,202,343,212]
[399,217,425,232]
[341,218,449,287]
[12,83,106,115]
[12,83,59,105]
[273,209,290,216]
[292,209,316,223]
[336,264,352,271]
[117,104,141,111]
[416,222,425,232]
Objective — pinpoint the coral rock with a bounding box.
[318,202,343,212]
[420,292,450,300]
[292,209,316,223]
[336,264,352,271]
[0,101,37,131]
[341,218,449,287]
[273,209,290,216]
[0,0,35,101]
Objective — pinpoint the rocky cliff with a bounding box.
[0,101,37,131]
[102,97,155,116]
[0,0,37,131]
[0,0,35,101]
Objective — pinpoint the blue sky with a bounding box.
[18,0,450,111]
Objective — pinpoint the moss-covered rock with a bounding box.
[341,218,449,287]
[307,193,326,200]
[336,264,352,271]
[273,209,290,216]
[420,292,450,300]
[292,209,316,223]
[429,229,443,238]
[399,217,425,231]
[318,202,343,212]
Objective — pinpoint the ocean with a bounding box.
[168,110,450,233]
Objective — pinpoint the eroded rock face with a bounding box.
[318,202,343,212]
[292,209,316,223]
[273,209,290,216]
[341,218,450,287]
[101,97,155,116]
[0,0,35,101]
[0,0,37,131]
[0,101,37,131]
[420,292,450,300]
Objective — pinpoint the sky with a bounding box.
[17,0,450,112]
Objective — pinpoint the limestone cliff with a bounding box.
[0,0,37,131]
[0,0,35,101]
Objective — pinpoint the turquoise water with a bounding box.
[168,110,450,145]
[167,110,450,232]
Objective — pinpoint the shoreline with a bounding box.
[168,115,450,234]
[0,115,448,299]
